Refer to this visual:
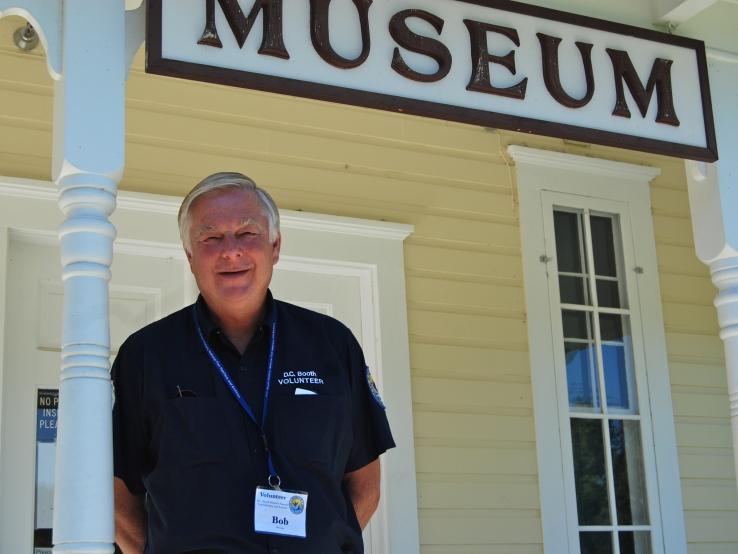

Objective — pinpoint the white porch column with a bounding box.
[51,1,126,553]
[686,53,738,490]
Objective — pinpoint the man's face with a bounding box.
[186,189,280,309]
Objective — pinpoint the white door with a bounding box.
[0,182,400,553]
[271,258,386,553]
[0,232,191,553]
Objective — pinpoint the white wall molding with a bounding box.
[508,145,661,182]
[117,194,179,215]
[0,176,415,241]
[280,212,413,241]
[707,48,738,64]
[0,229,8,508]
[0,177,58,201]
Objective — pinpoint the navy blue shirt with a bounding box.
[112,293,395,553]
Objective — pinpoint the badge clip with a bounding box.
[268,474,282,490]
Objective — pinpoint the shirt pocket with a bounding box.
[156,397,231,468]
[270,394,351,469]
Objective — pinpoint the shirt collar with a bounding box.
[195,290,275,343]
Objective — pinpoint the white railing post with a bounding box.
[51,1,126,553]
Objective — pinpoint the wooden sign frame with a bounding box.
[147,0,718,162]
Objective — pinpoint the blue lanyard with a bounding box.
[192,302,281,487]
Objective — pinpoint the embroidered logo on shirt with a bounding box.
[366,366,386,409]
[278,370,325,386]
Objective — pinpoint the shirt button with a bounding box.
[239,364,246,372]
[270,549,279,554]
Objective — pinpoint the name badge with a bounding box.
[254,486,308,539]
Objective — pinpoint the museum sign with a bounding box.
[147,0,718,161]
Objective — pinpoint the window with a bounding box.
[510,146,687,554]
[551,205,652,553]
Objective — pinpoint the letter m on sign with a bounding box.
[198,0,289,59]
[606,48,680,126]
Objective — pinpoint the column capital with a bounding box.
[686,57,738,265]
[686,159,738,264]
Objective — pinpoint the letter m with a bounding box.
[198,0,289,59]
[606,49,680,126]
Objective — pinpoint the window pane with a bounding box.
[601,315,637,413]
[579,531,614,554]
[560,275,588,305]
[562,310,592,340]
[554,211,584,273]
[619,531,652,554]
[602,344,635,411]
[596,279,620,308]
[599,313,623,341]
[591,215,617,277]
[565,342,599,410]
[571,419,610,525]
[610,420,649,525]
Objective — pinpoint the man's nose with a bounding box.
[220,234,242,258]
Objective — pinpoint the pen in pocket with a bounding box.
[176,385,197,398]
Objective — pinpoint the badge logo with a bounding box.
[289,495,305,515]
[366,366,386,409]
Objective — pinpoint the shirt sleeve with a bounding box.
[111,337,148,495]
[344,331,396,473]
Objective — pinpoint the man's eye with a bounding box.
[203,236,220,242]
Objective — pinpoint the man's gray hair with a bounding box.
[178,172,280,251]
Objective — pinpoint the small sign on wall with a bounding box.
[34,389,58,553]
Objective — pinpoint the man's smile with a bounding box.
[218,268,250,276]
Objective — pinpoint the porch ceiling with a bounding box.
[672,0,738,52]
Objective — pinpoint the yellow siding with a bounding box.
[0,18,52,181]
[1,17,737,552]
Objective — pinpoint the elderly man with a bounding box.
[112,172,395,553]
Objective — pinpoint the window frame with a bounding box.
[509,146,687,554]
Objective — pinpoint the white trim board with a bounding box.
[509,146,686,554]
[0,227,8,507]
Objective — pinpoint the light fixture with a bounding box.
[13,22,39,52]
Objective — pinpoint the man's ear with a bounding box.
[185,246,193,265]
[271,234,281,265]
